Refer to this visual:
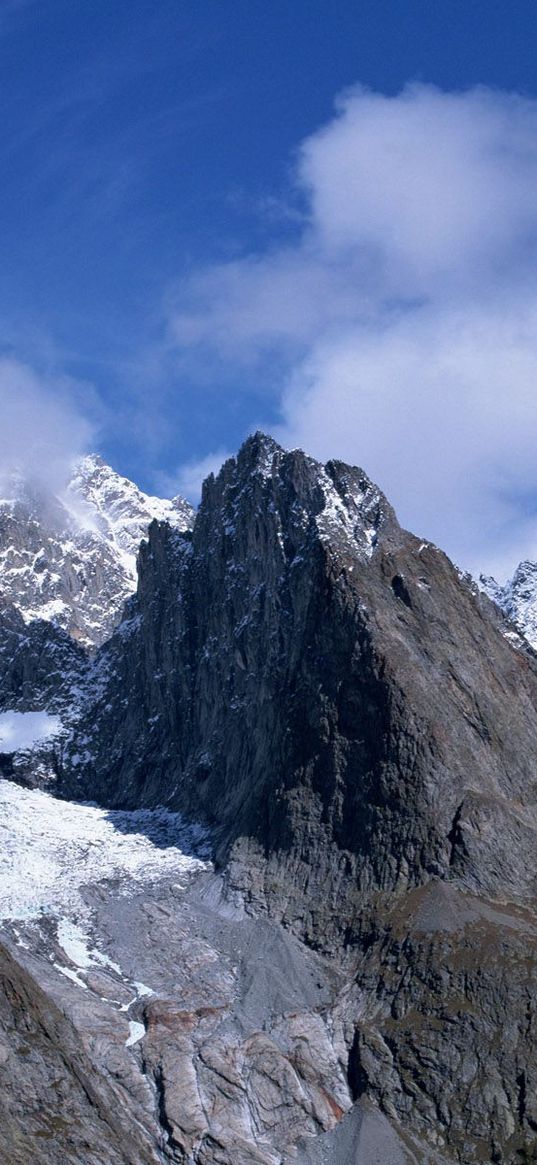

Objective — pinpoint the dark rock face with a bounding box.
[347,882,537,1164]
[0,601,87,714]
[0,600,88,783]
[65,434,537,923]
[5,432,537,1164]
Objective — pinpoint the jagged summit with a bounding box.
[3,433,537,1162]
[0,454,194,648]
[201,430,395,564]
[69,453,194,562]
[481,558,537,648]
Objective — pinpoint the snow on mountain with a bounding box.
[0,455,194,648]
[66,454,194,575]
[0,777,210,924]
[481,560,537,650]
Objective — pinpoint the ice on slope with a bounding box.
[126,1021,146,1047]
[0,781,208,1050]
[56,918,121,973]
[0,778,210,923]
[52,918,155,1030]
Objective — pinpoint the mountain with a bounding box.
[0,454,194,648]
[2,434,537,1165]
[63,434,537,910]
[481,559,537,649]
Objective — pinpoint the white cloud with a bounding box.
[0,711,60,752]
[298,85,537,296]
[275,303,537,578]
[0,357,94,494]
[159,447,230,504]
[167,84,537,579]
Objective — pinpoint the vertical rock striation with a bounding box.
[65,433,537,928]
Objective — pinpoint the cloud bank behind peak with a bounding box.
[167,83,537,579]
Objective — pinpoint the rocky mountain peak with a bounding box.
[5,435,537,1164]
[64,432,537,907]
[68,453,195,559]
[198,432,395,568]
[0,455,194,648]
[481,557,537,648]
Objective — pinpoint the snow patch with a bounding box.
[126,1020,145,1047]
[133,981,154,998]
[56,919,122,975]
[54,963,88,990]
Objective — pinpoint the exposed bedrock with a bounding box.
[64,434,537,923]
[5,433,537,1163]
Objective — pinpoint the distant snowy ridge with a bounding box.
[0,454,194,648]
[481,560,537,650]
[66,454,194,581]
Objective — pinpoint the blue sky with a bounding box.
[2,0,537,576]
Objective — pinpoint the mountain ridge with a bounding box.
[2,432,537,1164]
[481,558,537,649]
[0,453,194,648]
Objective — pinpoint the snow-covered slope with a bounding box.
[481,560,537,649]
[0,777,209,923]
[0,455,194,648]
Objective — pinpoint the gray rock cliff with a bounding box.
[65,434,537,923]
[3,433,537,1164]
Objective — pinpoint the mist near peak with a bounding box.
[0,357,95,501]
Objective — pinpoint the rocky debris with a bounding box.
[0,847,353,1165]
[0,937,164,1165]
[343,881,537,1164]
[289,1097,454,1165]
[0,857,489,1165]
[0,454,194,649]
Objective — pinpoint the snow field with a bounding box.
[0,777,211,1046]
[0,778,210,923]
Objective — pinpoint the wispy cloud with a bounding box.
[0,357,95,493]
[166,84,537,578]
[157,447,231,503]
